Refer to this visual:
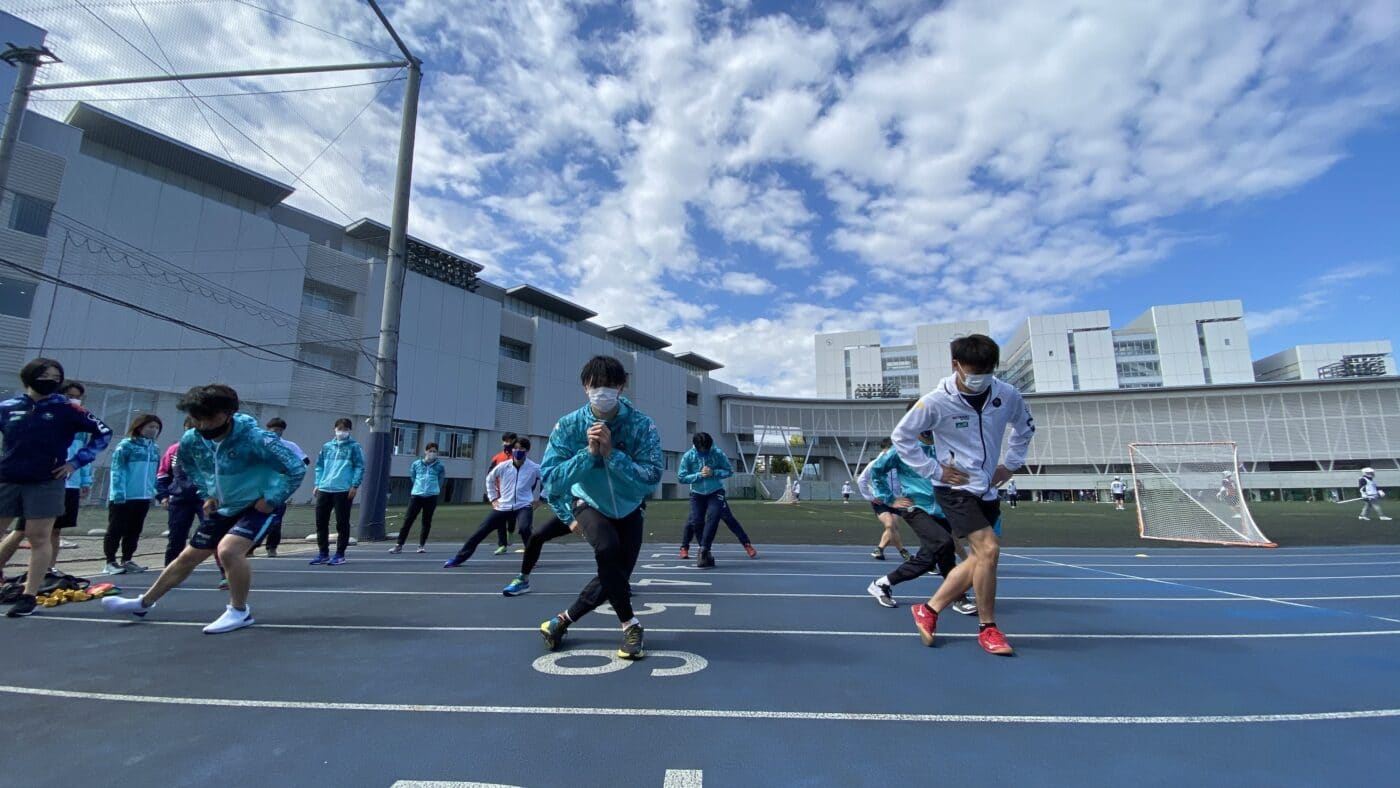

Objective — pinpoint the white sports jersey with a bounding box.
[1360,477,1380,500]
[486,458,541,511]
[842,481,852,495]
[1110,480,1126,495]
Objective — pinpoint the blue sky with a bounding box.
[18,0,1400,395]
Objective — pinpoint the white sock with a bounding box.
[623,617,640,629]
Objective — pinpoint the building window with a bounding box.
[0,274,38,318]
[499,338,531,362]
[298,343,358,375]
[301,279,355,316]
[496,383,525,405]
[392,421,422,455]
[686,391,699,406]
[431,427,474,459]
[9,194,53,237]
[664,451,680,471]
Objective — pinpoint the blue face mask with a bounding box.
[512,449,527,461]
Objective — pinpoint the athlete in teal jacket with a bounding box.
[540,396,663,524]
[677,446,732,495]
[180,413,307,516]
[868,443,945,518]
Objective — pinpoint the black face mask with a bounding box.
[197,419,231,440]
[30,379,61,396]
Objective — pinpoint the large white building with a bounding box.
[815,320,991,399]
[1254,341,1397,382]
[0,12,739,505]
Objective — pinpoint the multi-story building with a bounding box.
[815,321,991,399]
[0,13,739,503]
[1254,341,1397,382]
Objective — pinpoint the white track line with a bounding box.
[230,568,1400,581]
[165,587,1400,603]
[1,685,1396,725]
[31,616,1400,639]
[1008,552,1400,626]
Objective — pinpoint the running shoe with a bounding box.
[1359,516,1370,520]
[540,616,569,651]
[443,559,462,568]
[744,543,758,559]
[5,594,37,618]
[950,595,978,616]
[898,549,912,561]
[978,625,1014,655]
[59,538,79,549]
[123,560,147,573]
[494,545,509,556]
[102,595,148,618]
[387,545,402,554]
[696,551,716,569]
[912,604,938,646]
[328,555,347,566]
[203,604,254,634]
[102,562,126,575]
[866,580,896,608]
[502,576,530,597]
[679,547,689,560]
[309,553,330,565]
[618,623,645,660]
[217,577,229,590]
[1382,516,1394,521]
[870,548,885,560]
[266,549,278,558]
[416,546,427,553]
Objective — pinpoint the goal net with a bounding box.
[1128,442,1275,547]
[761,475,799,505]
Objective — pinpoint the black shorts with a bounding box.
[870,501,898,516]
[189,507,278,550]
[932,488,1002,539]
[1113,493,1125,502]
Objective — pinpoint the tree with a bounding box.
[769,456,793,475]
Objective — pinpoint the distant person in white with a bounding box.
[841,480,852,503]
[793,479,801,503]
[1110,476,1127,510]
[1358,468,1390,521]
[1005,479,1017,509]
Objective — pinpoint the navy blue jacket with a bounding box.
[0,393,113,483]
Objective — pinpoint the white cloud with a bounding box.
[720,271,776,295]
[22,0,1400,395]
[1247,263,1388,336]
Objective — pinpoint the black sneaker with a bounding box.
[618,623,645,660]
[540,616,569,651]
[6,594,37,618]
[696,551,716,569]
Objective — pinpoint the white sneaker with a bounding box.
[866,580,896,608]
[102,595,148,618]
[1381,517,1394,521]
[102,562,126,575]
[416,546,426,553]
[59,539,79,549]
[1359,516,1370,521]
[203,605,254,634]
[387,545,402,554]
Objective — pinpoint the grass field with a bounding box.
[54,499,1398,550]
[98,498,1396,549]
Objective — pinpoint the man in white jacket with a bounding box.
[891,334,1034,656]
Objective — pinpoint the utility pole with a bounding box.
[0,44,58,196]
[358,0,422,541]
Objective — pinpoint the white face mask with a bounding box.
[961,372,992,394]
[587,387,620,412]
[69,398,82,406]
[335,430,350,440]
[425,452,437,462]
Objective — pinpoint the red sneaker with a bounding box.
[911,604,938,646]
[743,543,757,559]
[978,625,1014,656]
[678,547,689,560]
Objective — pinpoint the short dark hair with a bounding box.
[127,413,163,438]
[424,442,439,451]
[334,418,353,430]
[176,384,239,419]
[266,417,287,430]
[514,437,532,451]
[500,432,517,444]
[20,357,64,389]
[580,355,627,388]
[950,334,999,373]
[182,416,197,430]
[60,380,85,397]
[692,432,713,452]
[879,437,893,449]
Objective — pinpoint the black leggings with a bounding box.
[397,495,439,547]
[105,499,152,564]
[315,491,352,556]
[164,498,202,566]
[451,508,516,563]
[520,515,571,575]
[884,509,956,587]
[566,505,644,624]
